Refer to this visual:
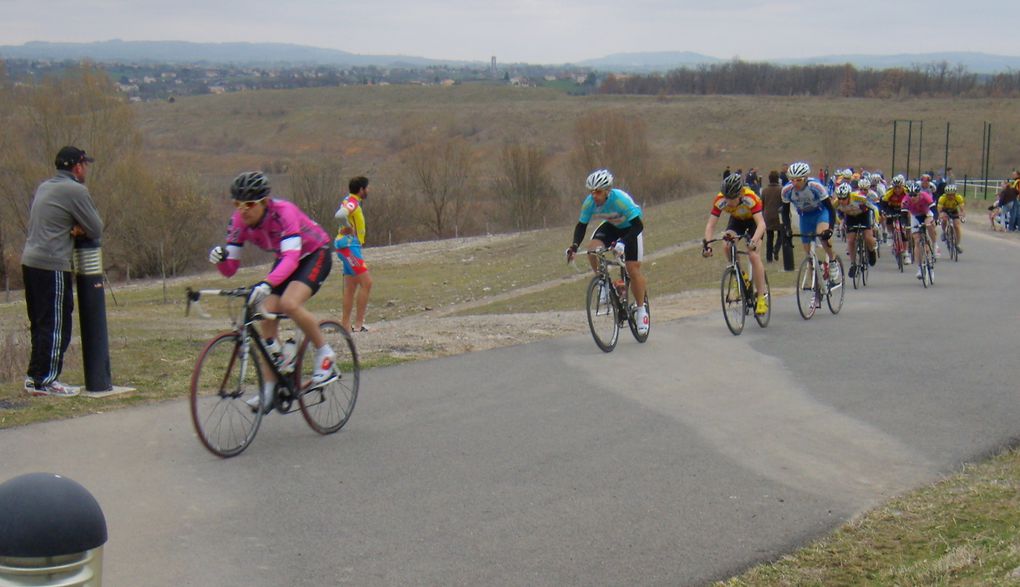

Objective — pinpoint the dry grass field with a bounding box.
[135,85,1020,192]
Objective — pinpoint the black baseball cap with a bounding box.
[55,146,95,170]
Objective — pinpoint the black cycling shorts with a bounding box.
[269,247,333,296]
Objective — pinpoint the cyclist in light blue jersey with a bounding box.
[781,161,839,279]
[566,169,648,335]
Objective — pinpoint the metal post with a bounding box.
[891,120,898,178]
[944,122,950,176]
[985,124,992,198]
[906,121,913,178]
[980,122,988,196]
[917,120,924,178]
[73,238,112,393]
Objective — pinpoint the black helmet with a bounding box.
[230,171,271,201]
[722,173,744,198]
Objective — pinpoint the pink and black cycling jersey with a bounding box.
[216,198,331,286]
[902,191,934,216]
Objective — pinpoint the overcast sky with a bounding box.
[2,0,1016,64]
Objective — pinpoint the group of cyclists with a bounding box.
[566,161,970,339]
[206,160,969,369]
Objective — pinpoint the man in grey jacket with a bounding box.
[21,146,104,397]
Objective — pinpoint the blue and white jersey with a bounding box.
[781,179,830,213]
[578,188,642,228]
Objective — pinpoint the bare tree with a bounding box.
[572,109,651,194]
[402,136,475,238]
[288,156,344,229]
[494,141,555,230]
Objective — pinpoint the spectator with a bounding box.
[745,167,761,195]
[779,163,790,186]
[761,170,784,263]
[722,165,731,180]
[334,176,374,332]
[995,180,1018,232]
[21,146,103,397]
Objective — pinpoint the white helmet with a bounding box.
[788,161,811,179]
[857,178,871,190]
[835,183,853,198]
[585,169,614,191]
[891,174,906,187]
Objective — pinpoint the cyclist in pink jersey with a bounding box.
[902,184,938,279]
[208,171,336,413]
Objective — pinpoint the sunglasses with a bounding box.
[234,198,266,210]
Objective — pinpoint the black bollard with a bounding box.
[73,237,112,392]
[780,206,795,272]
[0,472,108,585]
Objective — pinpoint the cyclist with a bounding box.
[937,184,966,253]
[902,182,937,279]
[781,161,840,281]
[881,174,912,262]
[208,171,336,413]
[833,182,878,278]
[702,174,768,315]
[566,169,648,335]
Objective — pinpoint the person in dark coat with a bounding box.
[760,170,784,262]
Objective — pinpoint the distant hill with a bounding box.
[3,41,1019,74]
[0,40,469,68]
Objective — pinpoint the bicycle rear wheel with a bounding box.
[796,257,817,320]
[721,266,745,335]
[827,256,845,314]
[628,292,650,343]
[586,276,619,352]
[190,332,264,458]
[893,230,904,272]
[297,320,360,434]
[754,272,771,328]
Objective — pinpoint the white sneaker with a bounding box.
[916,268,923,279]
[246,385,274,414]
[598,284,608,305]
[310,348,337,386]
[636,307,649,335]
[829,261,840,281]
[24,378,80,397]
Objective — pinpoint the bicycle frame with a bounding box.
[187,287,300,405]
[587,248,631,318]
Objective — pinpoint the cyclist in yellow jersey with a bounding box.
[334,176,373,333]
[937,184,966,253]
[833,182,879,277]
[702,174,768,315]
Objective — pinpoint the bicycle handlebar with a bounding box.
[184,287,283,321]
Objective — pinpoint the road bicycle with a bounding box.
[185,287,359,457]
[583,246,650,352]
[705,233,770,335]
[914,224,937,288]
[887,212,910,273]
[790,232,845,320]
[941,215,963,262]
[847,225,871,290]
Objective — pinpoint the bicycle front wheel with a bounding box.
[190,332,264,458]
[796,257,817,320]
[586,276,619,352]
[628,292,650,343]
[827,256,845,314]
[721,266,745,335]
[297,320,360,435]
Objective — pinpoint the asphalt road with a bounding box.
[2,229,1018,586]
